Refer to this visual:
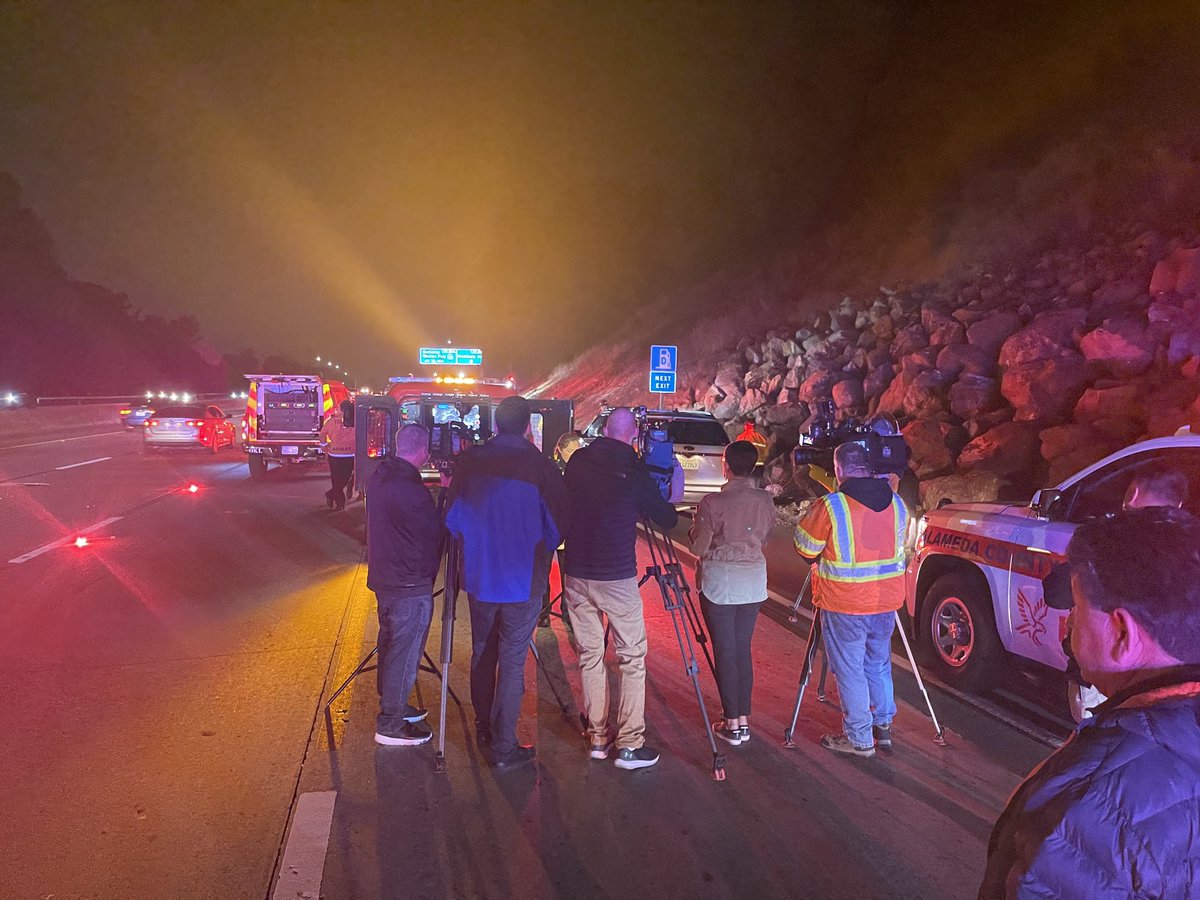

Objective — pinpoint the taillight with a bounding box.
[147,419,159,427]
[186,420,201,427]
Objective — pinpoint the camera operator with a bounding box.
[367,423,441,747]
[444,396,569,770]
[793,440,909,757]
[562,407,681,770]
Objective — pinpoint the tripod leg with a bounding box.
[324,646,378,712]
[676,572,717,679]
[894,611,947,745]
[528,638,572,718]
[434,542,459,774]
[788,570,813,623]
[783,611,823,749]
[422,651,462,708]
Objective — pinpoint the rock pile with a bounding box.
[686,227,1200,508]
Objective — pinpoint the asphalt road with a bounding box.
[0,426,1066,899]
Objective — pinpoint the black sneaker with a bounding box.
[738,725,751,743]
[403,706,428,723]
[712,722,742,746]
[873,724,893,749]
[492,745,536,770]
[614,746,660,770]
[375,721,432,746]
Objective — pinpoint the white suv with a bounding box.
[905,433,1200,688]
[582,409,731,505]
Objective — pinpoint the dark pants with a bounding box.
[700,596,763,719]
[375,590,434,732]
[468,594,541,756]
[327,455,354,505]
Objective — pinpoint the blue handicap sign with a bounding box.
[650,345,677,372]
[649,371,677,394]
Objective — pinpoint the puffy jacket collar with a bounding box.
[378,456,422,483]
[582,435,637,468]
[1095,664,1200,713]
[839,476,894,513]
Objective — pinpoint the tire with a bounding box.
[248,454,268,480]
[918,572,1002,690]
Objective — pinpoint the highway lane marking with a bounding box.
[7,516,123,564]
[54,456,112,470]
[0,429,125,451]
[271,791,337,900]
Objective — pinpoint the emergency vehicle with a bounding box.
[905,432,1200,688]
[242,374,350,480]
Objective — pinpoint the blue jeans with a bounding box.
[375,591,434,732]
[467,595,542,756]
[821,609,896,748]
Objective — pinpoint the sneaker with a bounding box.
[403,706,428,723]
[873,724,893,749]
[375,721,432,746]
[738,725,751,743]
[589,740,614,760]
[492,745,536,770]
[614,746,660,770]
[820,734,875,758]
[712,722,742,746]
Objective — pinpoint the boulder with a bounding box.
[957,421,1041,478]
[965,407,1015,438]
[1001,354,1091,424]
[875,370,909,416]
[831,378,866,414]
[1079,317,1157,377]
[797,367,842,404]
[1091,416,1144,444]
[998,308,1087,367]
[1074,383,1146,424]
[862,363,895,401]
[739,388,767,416]
[902,417,967,478]
[1149,246,1200,296]
[1168,326,1200,367]
[929,318,967,347]
[1047,444,1117,486]
[1038,424,1114,463]
[950,374,1002,420]
[903,369,954,417]
[892,323,929,357]
[937,343,996,379]
[919,471,1004,508]
[967,311,1022,355]
[765,402,810,428]
[1090,279,1146,320]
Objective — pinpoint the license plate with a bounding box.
[678,457,701,470]
[282,445,299,456]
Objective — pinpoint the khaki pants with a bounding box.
[563,575,647,750]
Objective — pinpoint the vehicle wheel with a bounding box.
[248,454,268,480]
[918,572,1001,690]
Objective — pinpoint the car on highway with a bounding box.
[143,404,238,451]
[119,401,156,428]
[905,432,1200,689]
[581,408,731,505]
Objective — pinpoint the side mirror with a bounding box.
[1032,488,1063,520]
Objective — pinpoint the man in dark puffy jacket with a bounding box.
[980,507,1200,898]
[445,396,569,769]
[366,423,442,747]
[562,407,681,771]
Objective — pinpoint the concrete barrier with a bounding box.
[0,404,125,446]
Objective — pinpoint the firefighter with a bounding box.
[319,399,356,510]
[793,440,909,757]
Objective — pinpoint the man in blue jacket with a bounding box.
[445,396,569,769]
[980,507,1200,898]
[367,423,442,747]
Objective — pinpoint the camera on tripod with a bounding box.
[792,400,909,478]
[632,405,677,499]
[428,420,477,475]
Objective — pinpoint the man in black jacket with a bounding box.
[367,423,441,747]
[563,407,681,770]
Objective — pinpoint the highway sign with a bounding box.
[649,371,677,394]
[418,347,484,366]
[650,345,677,373]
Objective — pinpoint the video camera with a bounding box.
[428,420,477,476]
[633,405,677,500]
[792,400,909,478]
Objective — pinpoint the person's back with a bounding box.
[366,455,440,595]
[562,434,677,581]
[694,477,774,565]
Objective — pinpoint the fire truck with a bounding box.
[351,375,574,490]
[242,374,350,480]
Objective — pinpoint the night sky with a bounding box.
[2,2,1197,385]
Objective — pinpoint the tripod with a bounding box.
[638,518,726,781]
[782,603,947,749]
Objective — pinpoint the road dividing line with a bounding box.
[0,430,124,451]
[272,791,337,900]
[7,516,123,564]
[54,456,112,470]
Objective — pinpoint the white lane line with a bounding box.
[55,456,112,470]
[272,791,337,900]
[7,516,124,564]
[0,429,125,451]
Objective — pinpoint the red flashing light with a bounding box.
[185,420,202,428]
[73,536,89,548]
[187,483,200,494]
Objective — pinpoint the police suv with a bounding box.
[905,432,1200,688]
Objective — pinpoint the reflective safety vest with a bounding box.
[793,491,908,614]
